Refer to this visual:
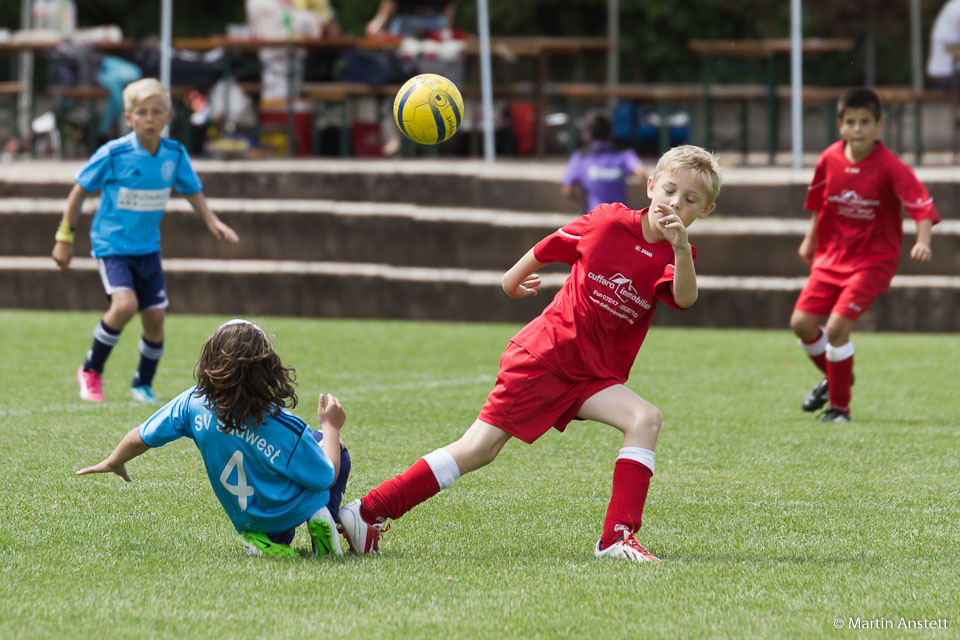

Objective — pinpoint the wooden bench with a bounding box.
[552,82,766,157]
[774,85,955,163]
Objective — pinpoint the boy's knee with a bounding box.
[789,312,817,337]
[824,320,852,345]
[626,404,662,438]
[110,297,138,319]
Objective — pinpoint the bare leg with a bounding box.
[102,290,139,330]
[577,384,662,450]
[789,309,822,342]
[139,307,164,343]
[443,419,512,474]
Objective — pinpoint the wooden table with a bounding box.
[5,34,610,157]
[688,38,854,163]
[0,39,136,141]
[479,37,611,155]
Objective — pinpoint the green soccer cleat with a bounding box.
[239,531,299,558]
[308,507,343,557]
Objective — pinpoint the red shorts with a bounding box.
[795,267,889,321]
[478,341,620,444]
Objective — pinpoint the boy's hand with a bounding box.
[653,203,689,250]
[909,241,932,263]
[506,274,542,299]
[317,393,346,431]
[52,241,73,269]
[798,235,816,264]
[208,219,239,243]
[76,459,132,482]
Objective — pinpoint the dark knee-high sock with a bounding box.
[83,319,121,373]
[132,336,163,387]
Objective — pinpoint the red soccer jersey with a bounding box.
[511,203,694,383]
[804,140,939,282]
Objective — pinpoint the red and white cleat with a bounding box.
[76,366,105,403]
[338,499,387,555]
[594,531,660,563]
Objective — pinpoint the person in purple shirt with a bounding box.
[562,112,647,212]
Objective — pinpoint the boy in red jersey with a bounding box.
[338,145,722,563]
[790,88,938,423]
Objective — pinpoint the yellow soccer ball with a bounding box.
[393,73,465,145]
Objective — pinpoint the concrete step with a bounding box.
[2,257,957,331]
[2,159,959,217]
[5,198,959,277]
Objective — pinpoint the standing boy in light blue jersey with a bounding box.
[52,78,238,404]
[77,319,351,558]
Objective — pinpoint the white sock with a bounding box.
[618,446,655,474]
[826,341,854,361]
[424,448,461,489]
[798,330,827,356]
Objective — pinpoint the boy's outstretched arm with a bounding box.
[910,218,933,263]
[76,427,150,482]
[51,183,88,270]
[182,191,239,243]
[501,248,547,298]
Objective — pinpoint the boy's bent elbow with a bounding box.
[501,274,518,297]
[675,292,698,309]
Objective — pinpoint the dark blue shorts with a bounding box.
[96,252,168,310]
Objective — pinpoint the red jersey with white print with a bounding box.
[804,140,939,282]
[511,203,694,383]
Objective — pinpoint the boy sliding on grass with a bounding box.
[52,78,238,405]
[338,145,722,564]
[77,319,350,558]
[790,88,939,423]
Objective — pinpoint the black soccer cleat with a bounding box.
[802,378,829,412]
[817,407,851,423]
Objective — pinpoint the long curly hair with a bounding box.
[194,320,298,434]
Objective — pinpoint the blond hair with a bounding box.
[122,78,172,113]
[651,145,723,205]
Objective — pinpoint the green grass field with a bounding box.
[0,310,957,638]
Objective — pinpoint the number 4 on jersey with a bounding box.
[220,450,254,511]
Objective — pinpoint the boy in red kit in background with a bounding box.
[338,145,722,564]
[790,88,938,423]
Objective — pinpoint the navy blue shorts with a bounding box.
[96,252,168,310]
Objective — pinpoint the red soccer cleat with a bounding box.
[594,531,660,564]
[338,499,387,555]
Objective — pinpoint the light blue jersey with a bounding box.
[139,387,335,534]
[76,132,203,257]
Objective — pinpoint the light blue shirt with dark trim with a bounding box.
[75,132,203,257]
[139,387,334,534]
